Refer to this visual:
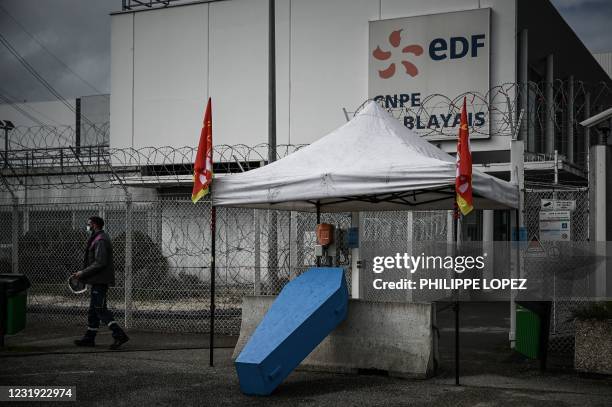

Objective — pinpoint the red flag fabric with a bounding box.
[192,98,213,203]
[456,97,473,216]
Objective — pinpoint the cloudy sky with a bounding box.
[550,0,612,52]
[0,0,610,103]
[0,0,115,103]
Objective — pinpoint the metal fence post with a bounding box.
[289,211,297,280]
[567,76,574,163]
[268,210,279,291]
[405,211,413,302]
[254,210,261,295]
[124,194,133,329]
[11,197,18,273]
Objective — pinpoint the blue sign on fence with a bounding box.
[347,227,359,248]
[512,226,528,242]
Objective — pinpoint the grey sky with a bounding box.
[0,0,610,103]
[0,0,116,103]
[550,0,612,53]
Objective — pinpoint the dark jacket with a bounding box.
[81,230,115,286]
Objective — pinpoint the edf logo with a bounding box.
[372,29,486,79]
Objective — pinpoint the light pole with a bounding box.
[0,120,15,168]
[268,0,279,289]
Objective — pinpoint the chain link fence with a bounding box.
[0,186,593,361]
[0,193,460,336]
[360,211,451,303]
[523,186,590,354]
[0,194,357,335]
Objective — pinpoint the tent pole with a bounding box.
[316,201,321,267]
[515,207,520,276]
[453,205,460,386]
[209,203,217,367]
[454,299,460,386]
[514,207,521,360]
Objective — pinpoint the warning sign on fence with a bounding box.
[539,210,571,241]
[525,235,547,257]
[540,199,576,211]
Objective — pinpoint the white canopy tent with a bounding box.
[213,101,518,212]
[210,101,521,379]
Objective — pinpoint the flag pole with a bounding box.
[209,189,216,367]
[453,201,460,386]
[453,96,470,387]
[192,97,214,365]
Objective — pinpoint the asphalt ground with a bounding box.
[1,304,611,406]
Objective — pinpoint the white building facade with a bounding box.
[110,0,517,154]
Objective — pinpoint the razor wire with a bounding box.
[0,142,309,192]
[3,123,110,150]
[350,80,611,145]
[1,80,609,192]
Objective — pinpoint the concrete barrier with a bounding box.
[233,297,438,379]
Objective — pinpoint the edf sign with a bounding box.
[429,35,486,60]
[369,8,491,140]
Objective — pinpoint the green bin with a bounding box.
[6,291,27,334]
[515,305,541,359]
[0,273,31,336]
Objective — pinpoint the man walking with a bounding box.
[71,216,129,350]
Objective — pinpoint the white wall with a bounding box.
[133,5,209,150]
[209,0,269,147]
[110,12,134,150]
[283,0,379,145]
[110,0,516,155]
[80,94,111,146]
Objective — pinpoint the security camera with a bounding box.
[0,120,15,130]
[580,107,612,129]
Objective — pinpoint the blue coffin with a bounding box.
[235,267,348,395]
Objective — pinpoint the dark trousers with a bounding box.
[86,284,125,339]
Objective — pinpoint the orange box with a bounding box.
[316,223,334,246]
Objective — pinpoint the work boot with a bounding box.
[74,328,97,347]
[109,334,129,350]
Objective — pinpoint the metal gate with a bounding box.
[523,187,590,354]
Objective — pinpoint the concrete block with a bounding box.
[234,297,438,379]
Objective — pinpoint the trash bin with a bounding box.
[515,305,540,359]
[0,273,31,336]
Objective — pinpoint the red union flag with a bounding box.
[456,97,473,216]
[192,98,213,203]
